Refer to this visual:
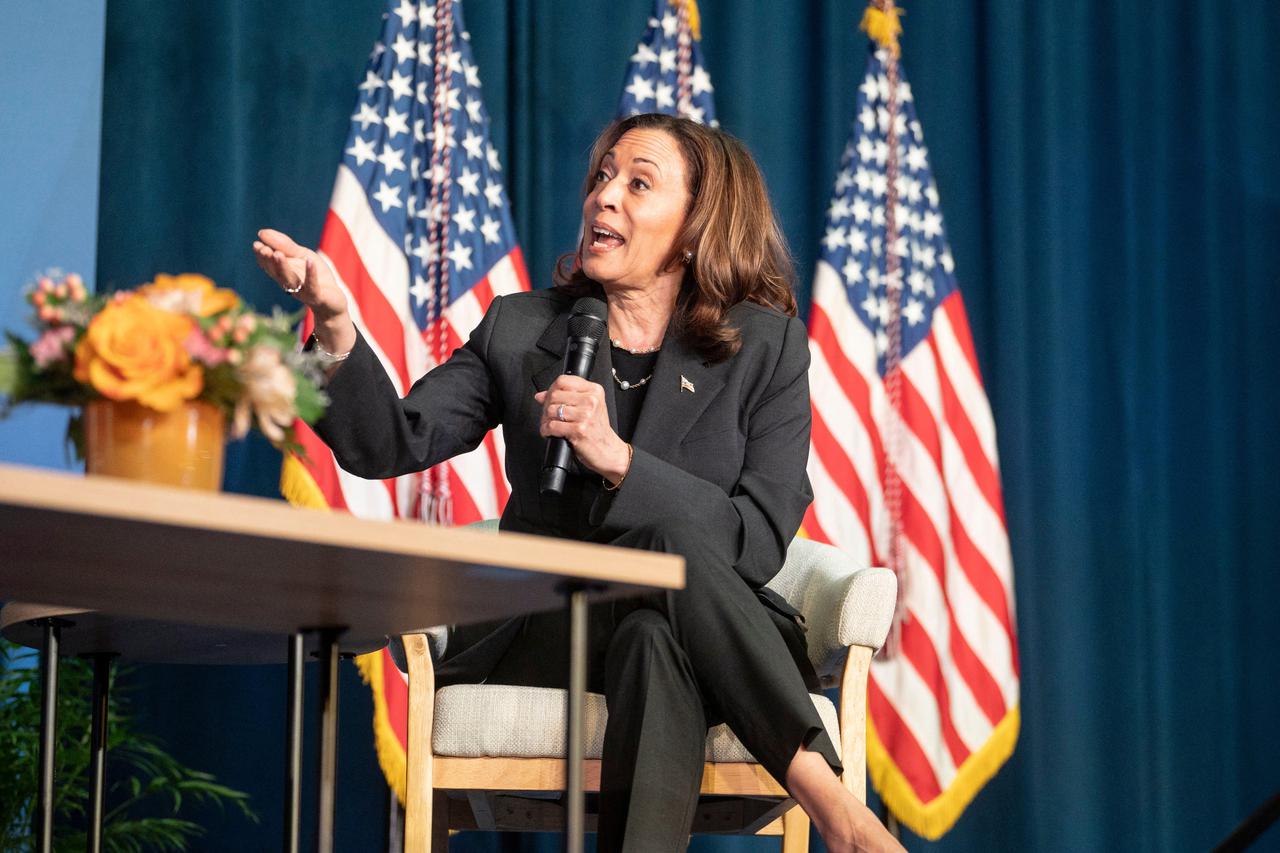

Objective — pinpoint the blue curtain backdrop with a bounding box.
[92,1,1280,850]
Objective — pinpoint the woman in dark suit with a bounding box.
[254,113,902,853]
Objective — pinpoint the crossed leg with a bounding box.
[597,521,904,853]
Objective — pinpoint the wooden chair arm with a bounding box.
[836,644,873,803]
[403,632,436,853]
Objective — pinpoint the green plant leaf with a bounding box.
[0,347,18,396]
[293,374,329,424]
[0,639,255,849]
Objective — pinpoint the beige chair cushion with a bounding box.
[432,683,842,764]
[766,539,897,679]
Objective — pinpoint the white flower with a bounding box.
[144,289,204,315]
[233,345,296,442]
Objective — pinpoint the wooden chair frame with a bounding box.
[402,632,874,852]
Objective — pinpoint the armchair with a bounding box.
[402,522,896,852]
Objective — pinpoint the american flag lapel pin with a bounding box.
[680,375,695,394]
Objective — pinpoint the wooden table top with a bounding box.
[0,463,683,650]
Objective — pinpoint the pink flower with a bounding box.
[183,328,231,367]
[29,326,76,368]
[232,315,256,344]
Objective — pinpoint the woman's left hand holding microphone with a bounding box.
[535,376,631,487]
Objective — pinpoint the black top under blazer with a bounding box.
[314,285,816,655]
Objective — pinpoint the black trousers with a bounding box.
[439,520,842,853]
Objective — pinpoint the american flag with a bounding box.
[802,47,1020,838]
[280,0,528,800]
[617,0,716,125]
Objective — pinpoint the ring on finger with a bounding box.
[557,403,566,422]
[283,283,303,294]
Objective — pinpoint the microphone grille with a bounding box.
[567,297,607,341]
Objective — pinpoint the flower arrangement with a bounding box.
[0,271,327,454]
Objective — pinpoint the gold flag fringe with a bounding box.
[868,704,1020,839]
[355,648,411,805]
[279,452,332,511]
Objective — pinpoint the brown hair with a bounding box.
[554,113,798,363]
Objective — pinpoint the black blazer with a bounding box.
[315,286,814,592]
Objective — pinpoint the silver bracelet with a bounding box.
[310,334,352,365]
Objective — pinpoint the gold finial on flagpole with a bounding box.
[860,0,903,57]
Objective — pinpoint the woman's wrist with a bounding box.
[603,440,634,491]
[313,312,356,358]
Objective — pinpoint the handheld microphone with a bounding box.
[540,297,608,496]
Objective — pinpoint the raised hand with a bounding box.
[252,229,348,321]
[253,228,355,357]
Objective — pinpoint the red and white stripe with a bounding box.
[295,164,527,526]
[805,259,1019,800]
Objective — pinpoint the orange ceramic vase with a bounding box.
[84,399,225,491]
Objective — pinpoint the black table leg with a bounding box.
[284,632,303,853]
[87,653,114,853]
[315,629,343,853]
[564,587,589,853]
[36,618,64,853]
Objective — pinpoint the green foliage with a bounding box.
[0,342,19,399]
[0,641,256,851]
[0,332,90,412]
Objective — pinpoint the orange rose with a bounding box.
[73,295,204,411]
[140,273,241,317]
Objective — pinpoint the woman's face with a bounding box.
[581,128,691,292]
